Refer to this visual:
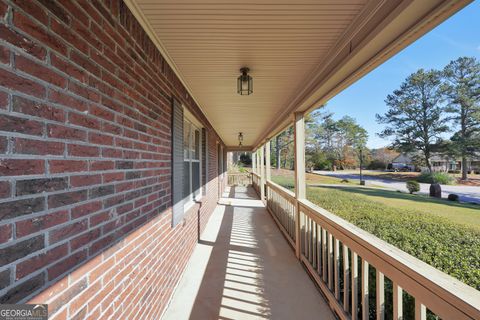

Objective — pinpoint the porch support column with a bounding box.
[294,112,306,259]
[260,144,265,201]
[252,151,256,174]
[266,141,271,181]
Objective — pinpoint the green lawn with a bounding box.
[270,175,480,290]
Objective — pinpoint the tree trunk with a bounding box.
[275,135,281,170]
[461,156,468,180]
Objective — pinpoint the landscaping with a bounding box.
[271,175,480,290]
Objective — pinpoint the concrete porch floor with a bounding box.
[162,186,336,320]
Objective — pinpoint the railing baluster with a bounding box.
[334,239,340,300]
[376,270,385,320]
[362,260,369,320]
[393,283,403,320]
[316,224,321,275]
[343,244,350,312]
[322,228,327,283]
[352,252,358,320]
[415,301,426,320]
[328,233,333,290]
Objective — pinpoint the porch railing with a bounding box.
[263,180,480,320]
[265,180,296,247]
[227,172,252,186]
[251,172,260,195]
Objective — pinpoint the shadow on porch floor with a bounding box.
[162,186,335,320]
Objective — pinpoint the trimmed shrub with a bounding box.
[417,172,454,185]
[448,194,459,201]
[406,180,420,194]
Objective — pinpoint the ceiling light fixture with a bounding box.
[238,132,244,146]
[237,67,253,95]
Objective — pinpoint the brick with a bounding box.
[90,160,114,171]
[0,159,44,176]
[115,160,133,169]
[68,80,100,103]
[38,0,71,25]
[16,210,68,238]
[49,219,88,244]
[48,190,88,209]
[0,24,46,60]
[70,228,101,251]
[0,136,7,154]
[13,11,67,56]
[12,96,66,122]
[0,224,12,244]
[89,105,114,122]
[69,112,101,130]
[11,0,49,25]
[71,200,102,219]
[14,138,64,155]
[88,132,114,146]
[49,89,88,112]
[15,54,67,88]
[70,51,100,77]
[0,68,45,98]
[70,174,101,188]
[48,124,86,141]
[49,159,87,173]
[103,172,124,183]
[16,244,68,279]
[89,185,114,199]
[67,144,100,157]
[0,197,45,221]
[16,177,67,196]
[0,272,45,304]
[0,181,10,198]
[0,268,10,290]
[51,18,89,55]
[0,91,7,110]
[0,234,44,265]
[0,45,9,64]
[47,249,87,280]
[89,210,110,227]
[0,113,44,136]
[48,278,87,314]
[51,54,88,84]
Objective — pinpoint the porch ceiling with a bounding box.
[125,0,470,148]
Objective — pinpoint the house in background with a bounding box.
[391,153,480,173]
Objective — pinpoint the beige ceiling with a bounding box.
[126,0,470,148]
[129,0,368,146]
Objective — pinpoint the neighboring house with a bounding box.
[391,153,480,173]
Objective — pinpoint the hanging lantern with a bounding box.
[238,132,244,146]
[237,67,253,95]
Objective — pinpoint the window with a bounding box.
[183,117,202,207]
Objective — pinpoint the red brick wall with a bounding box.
[0,0,225,318]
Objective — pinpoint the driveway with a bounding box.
[313,170,480,204]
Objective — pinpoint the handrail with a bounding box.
[298,198,480,320]
[266,180,295,201]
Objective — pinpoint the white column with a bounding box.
[266,141,271,181]
[260,144,265,201]
[252,151,256,174]
[294,112,306,259]
[294,112,306,199]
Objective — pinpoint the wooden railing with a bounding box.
[264,181,480,320]
[227,173,252,186]
[265,180,296,247]
[251,172,260,195]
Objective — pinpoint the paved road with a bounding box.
[313,170,480,204]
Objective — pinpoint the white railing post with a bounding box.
[252,150,256,174]
[266,140,271,181]
[260,144,265,201]
[294,112,306,259]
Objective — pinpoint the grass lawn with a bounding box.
[270,174,480,289]
[271,169,356,189]
[306,186,480,290]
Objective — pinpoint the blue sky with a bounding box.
[324,1,480,149]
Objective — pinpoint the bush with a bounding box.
[448,194,459,201]
[406,180,420,194]
[417,172,454,185]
